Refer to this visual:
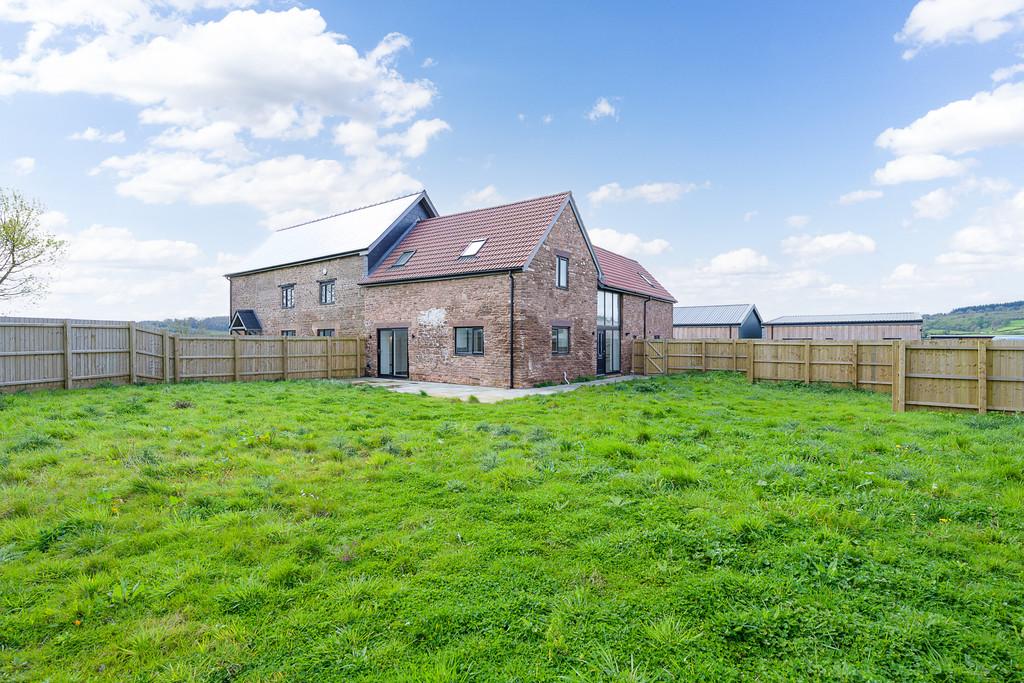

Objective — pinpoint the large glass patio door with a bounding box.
[597,290,621,375]
[378,328,408,378]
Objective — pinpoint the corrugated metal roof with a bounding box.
[226,192,426,276]
[673,304,758,326]
[361,192,571,284]
[594,246,676,302]
[765,312,922,325]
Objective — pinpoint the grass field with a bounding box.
[1,374,1023,681]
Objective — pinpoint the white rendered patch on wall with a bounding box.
[417,308,447,327]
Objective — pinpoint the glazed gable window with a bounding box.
[556,256,569,289]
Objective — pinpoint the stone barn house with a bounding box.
[226,190,675,388]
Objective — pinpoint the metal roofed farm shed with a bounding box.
[763,312,922,341]
[672,304,762,339]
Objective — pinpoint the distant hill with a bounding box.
[923,301,1024,336]
[139,316,230,335]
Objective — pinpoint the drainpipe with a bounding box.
[508,271,515,389]
[643,296,650,339]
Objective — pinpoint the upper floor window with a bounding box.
[556,256,569,289]
[455,326,484,355]
[280,284,294,309]
[551,326,570,355]
[281,330,296,337]
[638,272,656,288]
[317,328,335,337]
[393,250,415,267]
[319,279,335,305]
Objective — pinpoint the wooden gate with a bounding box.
[643,340,666,375]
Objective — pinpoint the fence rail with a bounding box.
[633,338,1024,414]
[1,318,365,392]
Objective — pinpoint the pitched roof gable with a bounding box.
[225,191,434,277]
[593,246,675,302]
[361,192,574,284]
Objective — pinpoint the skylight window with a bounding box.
[638,272,656,287]
[460,239,486,258]
[393,250,415,267]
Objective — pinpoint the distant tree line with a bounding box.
[140,316,230,335]
[924,301,1024,336]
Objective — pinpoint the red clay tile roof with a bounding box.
[361,192,572,284]
[594,246,676,302]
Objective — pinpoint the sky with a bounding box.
[1,0,1024,320]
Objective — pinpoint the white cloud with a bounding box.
[12,156,35,174]
[992,61,1024,81]
[587,181,699,205]
[876,82,1024,156]
[706,248,770,274]
[589,228,670,257]
[897,0,1024,58]
[838,189,883,205]
[380,118,450,158]
[37,210,69,231]
[888,263,920,283]
[421,57,436,68]
[151,121,249,159]
[542,114,553,125]
[936,188,1024,269]
[782,231,877,259]
[461,185,505,209]
[873,153,969,185]
[743,210,758,222]
[586,96,617,122]
[69,126,126,143]
[912,187,956,219]
[63,225,201,269]
[517,113,526,122]
[785,214,810,228]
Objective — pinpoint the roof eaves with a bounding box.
[359,267,524,287]
[224,249,366,278]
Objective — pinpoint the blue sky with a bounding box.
[2,0,1024,319]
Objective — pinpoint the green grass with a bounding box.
[1,374,1023,681]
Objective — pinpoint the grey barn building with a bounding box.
[762,313,922,341]
[672,304,763,339]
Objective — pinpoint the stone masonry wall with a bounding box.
[512,206,598,387]
[620,294,674,374]
[228,255,365,336]
[361,274,512,386]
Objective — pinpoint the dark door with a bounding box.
[596,329,606,375]
[378,328,409,378]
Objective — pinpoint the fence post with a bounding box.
[851,341,859,389]
[233,336,241,383]
[895,341,907,413]
[700,340,706,372]
[977,340,987,414]
[732,340,738,372]
[282,338,290,380]
[891,341,898,411]
[358,336,366,377]
[162,331,170,383]
[173,335,182,383]
[746,341,755,383]
[326,338,333,379]
[803,342,811,384]
[128,322,137,384]
[63,319,73,390]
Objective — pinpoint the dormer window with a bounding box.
[460,239,486,258]
[393,250,415,267]
[638,272,656,287]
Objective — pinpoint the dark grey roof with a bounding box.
[230,309,262,332]
[766,312,922,325]
[673,304,760,326]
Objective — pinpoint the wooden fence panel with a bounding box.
[1,316,367,392]
[632,336,1022,414]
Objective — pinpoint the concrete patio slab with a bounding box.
[343,374,648,403]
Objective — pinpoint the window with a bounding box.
[460,239,486,258]
[551,326,570,355]
[281,330,296,337]
[454,326,484,355]
[638,271,656,288]
[317,328,335,337]
[319,279,335,305]
[556,256,569,289]
[280,284,294,309]
[393,250,415,267]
